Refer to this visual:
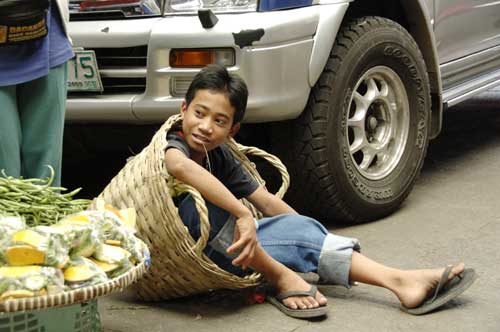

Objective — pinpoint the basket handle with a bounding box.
[234,142,290,199]
[172,182,211,255]
[170,140,290,254]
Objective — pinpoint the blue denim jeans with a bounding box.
[178,195,361,287]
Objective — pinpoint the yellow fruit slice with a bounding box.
[89,258,119,273]
[66,214,90,222]
[118,208,136,230]
[12,229,46,248]
[93,244,131,264]
[105,239,122,246]
[63,264,95,282]
[104,204,123,220]
[57,214,90,227]
[0,266,42,278]
[0,289,35,301]
[5,246,45,266]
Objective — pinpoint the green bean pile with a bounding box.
[0,166,91,227]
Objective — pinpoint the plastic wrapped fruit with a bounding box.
[7,228,69,268]
[63,257,108,290]
[0,265,64,300]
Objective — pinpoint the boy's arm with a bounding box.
[246,186,298,217]
[165,148,257,268]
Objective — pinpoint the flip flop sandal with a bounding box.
[296,272,320,284]
[402,266,477,315]
[266,285,328,319]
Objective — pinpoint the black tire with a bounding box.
[274,16,431,223]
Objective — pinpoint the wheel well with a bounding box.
[343,0,443,138]
[344,0,409,28]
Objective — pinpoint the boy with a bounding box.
[164,64,476,318]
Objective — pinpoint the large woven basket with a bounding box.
[95,114,290,301]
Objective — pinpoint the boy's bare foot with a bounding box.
[395,262,465,309]
[272,268,328,310]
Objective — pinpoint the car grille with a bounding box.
[69,45,147,95]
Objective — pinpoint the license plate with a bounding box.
[67,50,103,92]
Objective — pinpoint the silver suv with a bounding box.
[67,0,500,223]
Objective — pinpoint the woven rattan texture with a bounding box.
[96,114,290,301]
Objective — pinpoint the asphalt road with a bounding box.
[63,104,500,332]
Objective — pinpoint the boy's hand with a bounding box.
[227,214,257,269]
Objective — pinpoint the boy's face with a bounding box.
[180,89,240,156]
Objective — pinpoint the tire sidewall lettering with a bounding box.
[384,45,428,150]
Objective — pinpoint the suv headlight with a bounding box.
[165,0,257,14]
[69,0,161,17]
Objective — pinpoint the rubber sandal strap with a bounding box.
[427,265,453,304]
[275,285,317,302]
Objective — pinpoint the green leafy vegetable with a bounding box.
[0,166,91,227]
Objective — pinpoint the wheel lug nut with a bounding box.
[369,116,378,130]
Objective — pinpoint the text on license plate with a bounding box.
[67,50,103,92]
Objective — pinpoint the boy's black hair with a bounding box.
[185,64,248,124]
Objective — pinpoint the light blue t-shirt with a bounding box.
[0,2,74,87]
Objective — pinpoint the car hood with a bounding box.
[68,17,161,48]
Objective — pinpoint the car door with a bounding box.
[434,0,500,64]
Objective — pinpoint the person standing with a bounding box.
[0,0,74,187]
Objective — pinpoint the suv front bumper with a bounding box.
[66,4,349,123]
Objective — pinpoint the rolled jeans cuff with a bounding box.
[317,233,361,288]
[208,216,237,258]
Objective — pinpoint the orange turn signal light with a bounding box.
[170,48,234,68]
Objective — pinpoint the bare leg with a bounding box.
[349,251,465,308]
[247,244,328,310]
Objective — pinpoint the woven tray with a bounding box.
[96,114,290,301]
[0,259,148,313]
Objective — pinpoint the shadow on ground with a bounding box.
[423,107,500,175]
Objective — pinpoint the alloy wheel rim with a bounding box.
[346,66,410,180]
